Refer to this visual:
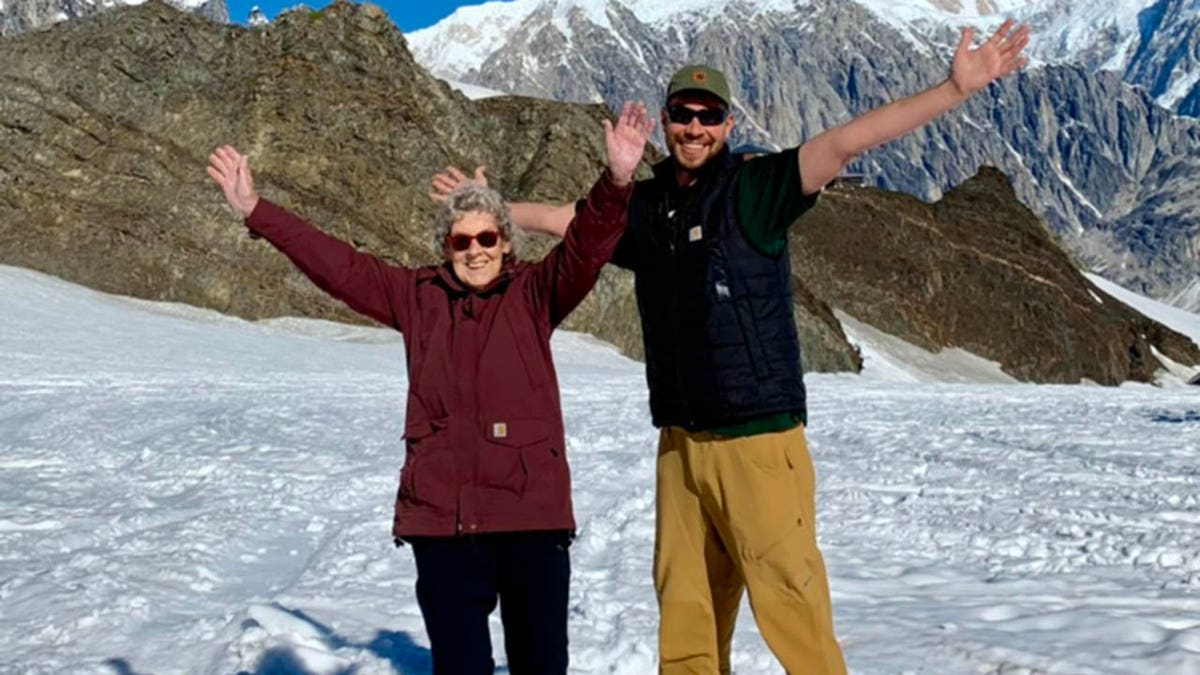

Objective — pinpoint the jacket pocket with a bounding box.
[519,441,569,508]
[399,417,453,510]
[479,418,553,496]
[402,416,448,443]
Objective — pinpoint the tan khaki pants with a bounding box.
[654,425,846,675]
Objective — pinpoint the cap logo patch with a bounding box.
[693,71,708,84]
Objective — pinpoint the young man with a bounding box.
[432,20,1029,674]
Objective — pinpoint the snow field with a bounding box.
[1,265,1198,674]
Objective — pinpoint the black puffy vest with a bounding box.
[628,150,807,429]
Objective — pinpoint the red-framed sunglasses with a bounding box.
[446,230,503,251]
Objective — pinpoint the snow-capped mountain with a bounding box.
[0,0,228,36]
[411,0,1200,115]
[407,0,1200,311]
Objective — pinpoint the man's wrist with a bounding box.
[944,77,976,101]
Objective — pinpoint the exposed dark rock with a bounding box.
[795,167,1199,383]
[0,2,1194,384]
[0,0,683,366]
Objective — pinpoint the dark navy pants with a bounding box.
[409,530,571,675]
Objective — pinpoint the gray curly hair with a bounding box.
[435,182,518,256]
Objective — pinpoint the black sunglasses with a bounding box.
[447,230,502,251]
[666,104,729,127]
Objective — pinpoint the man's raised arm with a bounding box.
[430,166,575,238]
[797,18,1030,195]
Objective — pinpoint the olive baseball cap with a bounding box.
[666,65,731,106]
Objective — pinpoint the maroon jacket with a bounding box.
[245,173,632,537]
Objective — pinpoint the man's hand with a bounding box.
[430,166,488,203]
[950,18,1031,97]
[207,145,260,219]
[603,101,655,187]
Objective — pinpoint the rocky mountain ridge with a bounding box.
[0,0,227,36]
[0,1,1195,385]
[408,0,1200,311]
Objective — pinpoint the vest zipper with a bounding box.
[664,193,692,427]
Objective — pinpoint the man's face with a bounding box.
[662,92,735,173]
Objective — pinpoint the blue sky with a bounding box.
[226,0,482,32]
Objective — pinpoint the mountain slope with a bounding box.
[1,1,1195,384]
[408,0,1200,309]
[0,0,228,35]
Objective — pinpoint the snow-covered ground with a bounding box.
[1086,272,1200,347]
[2,264,1199,674]
[444,78,508,100]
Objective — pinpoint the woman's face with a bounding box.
[445,211,511,291]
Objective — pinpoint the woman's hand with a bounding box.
[206,145,260,219]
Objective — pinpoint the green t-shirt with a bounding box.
[734,147,818,255]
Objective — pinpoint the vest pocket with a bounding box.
[708,256,770,381]
[733,300,770,380]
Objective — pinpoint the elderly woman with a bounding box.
[206,102,654,674]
